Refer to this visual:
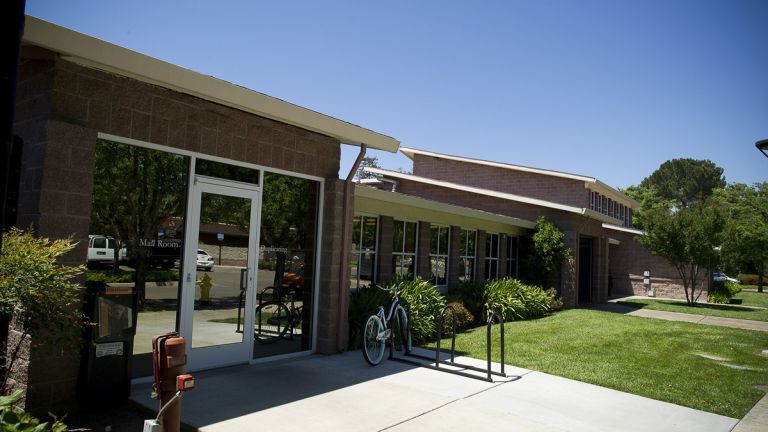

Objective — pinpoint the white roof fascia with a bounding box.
[355,185,535,229]
[23,16,400,153]
[608,238,621,245]
[365,167,585,215]
[602,223,645,235]
[401,147,639,207]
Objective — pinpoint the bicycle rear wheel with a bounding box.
[254,301,290,344]
[362,315,386,366]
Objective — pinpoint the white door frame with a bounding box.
[179,175,262,371]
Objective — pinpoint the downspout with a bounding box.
[337,144,366,352]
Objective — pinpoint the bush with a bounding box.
[0,390,66,431]
[347,285,393,350]
[708,280,742,304]
[86,269,179,283]
[447,281,485,324]
[385,277,445,344]
[444,301,474,332]
[483,278,554,321]
[545,288,564,311]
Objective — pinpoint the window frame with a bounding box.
[506,235,519,279]
[484,232,500,280]
[392,219,419,279]
[459,228,477,283]
[429,225,450,287]
[350,213,379,291]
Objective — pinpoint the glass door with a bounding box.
[180,176,260,371]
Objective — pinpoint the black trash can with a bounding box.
[79,281,138,404]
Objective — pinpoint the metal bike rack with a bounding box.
[390,305,507,383]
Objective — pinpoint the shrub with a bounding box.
[347,285,393,350]
[545,288,564,311]
[483,278,553,321]
[385,276,446,344]
[444,301,474,332]
[86,269,179,283]
[448,281,485,324]
[0,228,84,392]
[708,280,742,304]
[0,390,66,431]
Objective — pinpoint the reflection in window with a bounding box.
[195,159,260,185]
[255,172,319,358]
[506,236,519,279]
[89,139,189,377]
[392,220,418,279]
[459,229,476,283]
[485,233,499,280]
[429,225,449,286]
[350,215,378,291]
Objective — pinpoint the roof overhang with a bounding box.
[355,185,534,234]
[602,223,645,235]
[22,16,400,153]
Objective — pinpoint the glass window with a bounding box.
[429,225,449,287]
[350,215,378,291]
[485,233,499,280]
[392,220,418,279]
[506,236,519,279]
[89,139,189,378]
[459,229,476,283]
[195,159,260,185]
[255,172,319,359]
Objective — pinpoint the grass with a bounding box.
[617,292,768,322]
[86,268,180,283]
[430,309,767,418]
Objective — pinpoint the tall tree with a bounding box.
[356,156,381,180]
[715,183,768,292]
[637,200,724,304]
[639,158,725,209]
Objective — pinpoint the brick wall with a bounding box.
[12,53,345,412]
[412,155,589,208]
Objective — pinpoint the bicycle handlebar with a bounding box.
[374,284,399,292]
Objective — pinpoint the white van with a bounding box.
[87,235,117,266]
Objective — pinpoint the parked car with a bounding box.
[87,235,116,266]
[712,273,738,283]
[197,249,214,271]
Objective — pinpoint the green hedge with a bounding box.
[708,280,742,304]
[388,277,446,344]
[449,278,559,323]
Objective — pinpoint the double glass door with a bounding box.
[180,176,260,371]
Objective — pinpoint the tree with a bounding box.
[521,217,572,286]
[639,159,725,209]
[715,183,768,293]
[637,200,724,304]
[90,140,187,306]
[622,184,675,230]
[356,156,381,181]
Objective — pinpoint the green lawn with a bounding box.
[617,292,768,322]
[431,309,767,418]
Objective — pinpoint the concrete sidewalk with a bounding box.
[131,350,737,432]
[593,301,768,332]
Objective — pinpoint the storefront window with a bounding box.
[254,172,319,359]
[392,220,418,279]
[89,139,189,377]
[429,225,449,286]
[350,215,378,291]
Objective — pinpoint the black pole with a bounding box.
[1,0,27,254]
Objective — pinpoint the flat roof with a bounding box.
[400,147,640,207]
[22,16,400,152]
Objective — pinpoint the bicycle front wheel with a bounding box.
[254,301,290,344]
[362,315,386,366]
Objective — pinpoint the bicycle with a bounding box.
[362,285,412,366]
[254,286,303,344]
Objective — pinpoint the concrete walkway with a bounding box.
[131,350,737,432]
[592,301,768,332]
[732,393,768,432]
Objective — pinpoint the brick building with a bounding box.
[352,147,692,308]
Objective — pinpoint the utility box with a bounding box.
[79,281,138,404]
[643,270,654,297]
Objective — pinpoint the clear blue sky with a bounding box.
[27,0,767,188]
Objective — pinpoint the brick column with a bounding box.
[560,230,579,309]
[377,216,394,283]
[417,221,432,280]
[498,234,508,278]
[317,179,346,354]
[476,230,487,283]
[448,226,461,287]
